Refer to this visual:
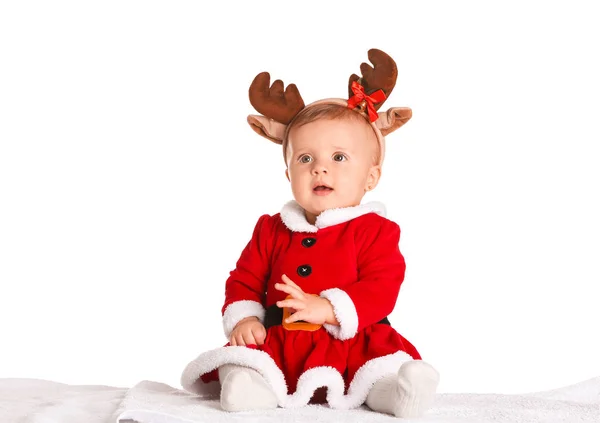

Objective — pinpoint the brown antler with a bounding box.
[348,49,398,111]
[248,72,305,124]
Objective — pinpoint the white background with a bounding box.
[1,1,599,395]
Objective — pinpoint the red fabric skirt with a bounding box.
[200,323,420,395]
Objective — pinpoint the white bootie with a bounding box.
[218,364,278,412]
[366,360,440,418]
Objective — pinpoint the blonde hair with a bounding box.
[283,103,381,166]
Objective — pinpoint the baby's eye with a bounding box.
[299,154,312,163]
[333,153,347,162]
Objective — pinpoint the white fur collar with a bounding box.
[279,200,387,233]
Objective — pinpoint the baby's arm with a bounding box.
[321,217,405,340]
[221,214,274,343]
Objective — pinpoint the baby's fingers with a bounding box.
[242,331,256,346]
[275,282,304,300]
[230,334,242,346]
[252,326,266,345]
[277,298,306,310]
[286,310,309,324]
[235,333,247,346]
[281,274,302,291]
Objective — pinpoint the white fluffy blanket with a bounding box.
[1,376,599,423]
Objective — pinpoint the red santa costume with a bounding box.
[180,49,428,410]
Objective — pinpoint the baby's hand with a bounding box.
[229,316,267,346]
[275,274,338,326]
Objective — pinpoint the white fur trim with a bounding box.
[336,350,414,409]
[280,200,318,233]
[280,200,386,233]
[320,288,359,340]
[180,346,413,409]
[181,346,288,404]
[222,300,265,339]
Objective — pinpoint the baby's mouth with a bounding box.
[313,185,333,192]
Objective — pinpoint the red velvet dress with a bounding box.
[180,200,422,409]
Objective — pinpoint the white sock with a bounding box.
[365,374,397,415]
[366,360,439,418]
[218,364,278,412]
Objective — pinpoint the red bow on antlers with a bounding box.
[346,80,386,122]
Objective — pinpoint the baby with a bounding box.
[180,49,440,418]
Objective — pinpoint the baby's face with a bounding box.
[285,118,381,222]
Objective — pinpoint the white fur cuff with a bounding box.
[319,288,359,340]
[222,300,266,339]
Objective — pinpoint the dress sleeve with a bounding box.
[221,214,274,339]
[320,217,405,340]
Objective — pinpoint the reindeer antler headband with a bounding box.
[246,48,412,166]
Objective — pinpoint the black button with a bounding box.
[297,264,312,277]
[302,237,317,248]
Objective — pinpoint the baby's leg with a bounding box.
[218,364,278,411]
[365,360,439,418]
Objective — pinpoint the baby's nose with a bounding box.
[312,164,328,174]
